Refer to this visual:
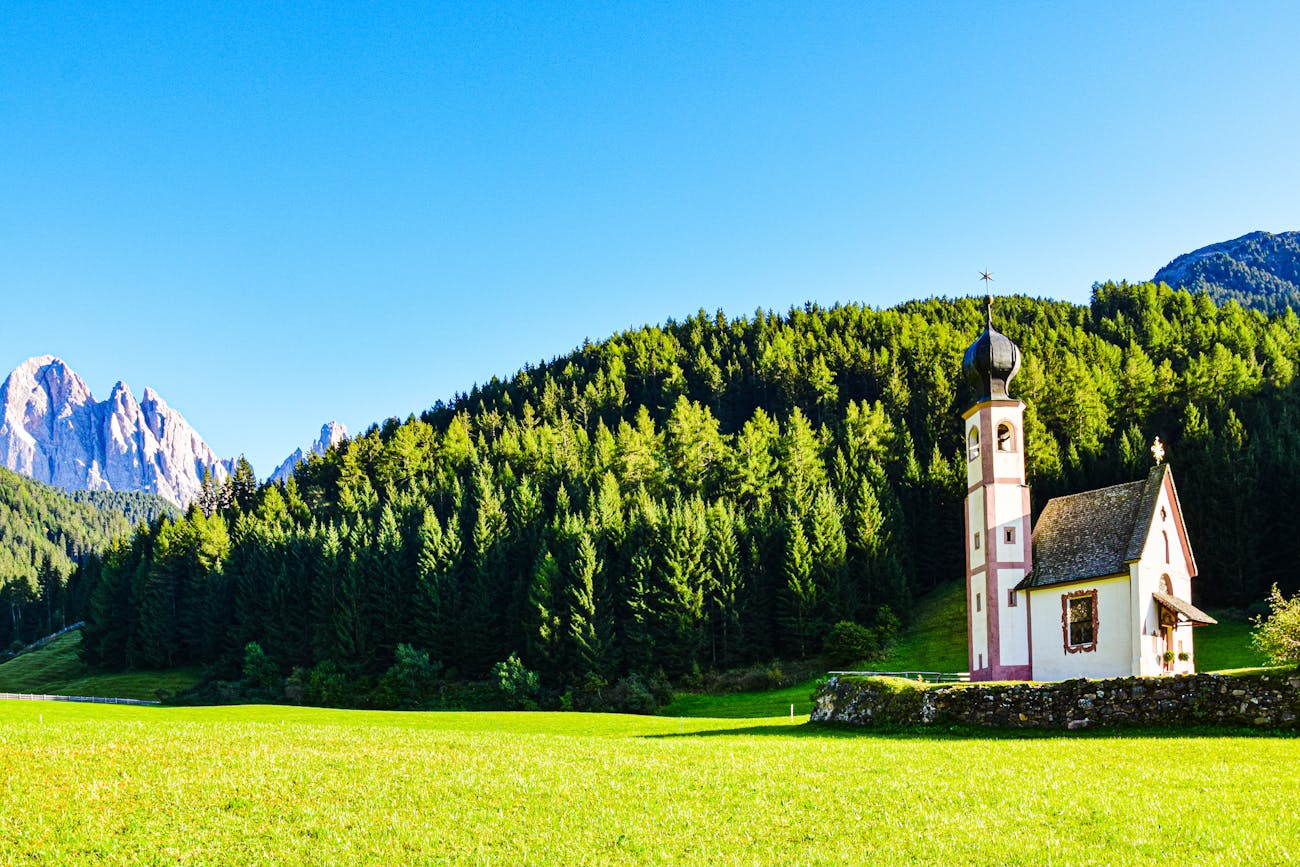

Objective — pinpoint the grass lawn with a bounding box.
[0,631,200,701]
[872,579,967,672]
[0,700,1297,864]
[1196,610,1269,671]
[664,581,969,718]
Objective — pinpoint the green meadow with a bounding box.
[0,583,1292,864]
[0,631,200,701]
[1,700,1297,865]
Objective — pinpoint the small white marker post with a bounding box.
[790,703,794,722]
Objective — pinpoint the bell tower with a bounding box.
[962,296,1032,681]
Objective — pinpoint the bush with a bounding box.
[874,606,901,646]
[824,621,880,667]
[373,644,443,710]
[493,653,541,710]
[564,673,671,714]
[302,660,359,707]
[241,642,282,696]
[701,662,790,694]
[1253,584,1300,665]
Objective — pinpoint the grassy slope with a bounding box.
[665,582,1275,717]
[1195,611,1269,671]
[0,631,199,701]
[664,581,969,718]
[873,579,968,672]
[0,700,1297,865]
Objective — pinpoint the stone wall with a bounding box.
[811,671,1300,730]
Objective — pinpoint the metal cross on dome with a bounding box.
[1151,436,1166,465]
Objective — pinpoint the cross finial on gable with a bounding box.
[1151,436,1165,465]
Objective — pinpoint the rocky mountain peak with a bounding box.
[0,356,231,507]
[316,421,348,452]
[270,420,350,483]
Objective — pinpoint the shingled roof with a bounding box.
[1017,465,1174,590]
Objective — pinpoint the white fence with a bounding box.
[827,670,970,683]
[0,693,159,706]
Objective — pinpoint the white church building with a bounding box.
[962,298,1215,681]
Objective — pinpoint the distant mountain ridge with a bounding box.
[1154,230,1300,314]
[0,356,234,507]
[270,421,349,483]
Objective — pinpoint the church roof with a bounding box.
[962,296,1022,402]
[1017,464,1178,590]
[1153,591,1217,625]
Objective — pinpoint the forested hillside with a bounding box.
[0,468,174,649]
[76,283,1300,700]
[1155,231,1300,315]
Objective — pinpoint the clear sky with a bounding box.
[3,2,1298,476]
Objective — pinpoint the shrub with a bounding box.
[241,642,282,695]
[302,660,356,707]
[373,644,443,710]
[1253,584,1300,665]
[564,673,671,714]
[603,675,657,715]
[823,621,880,667]
[493,653,541,709]
[874,606,901,646]
[702,662,788,694]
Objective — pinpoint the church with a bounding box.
[962,298,1215,682]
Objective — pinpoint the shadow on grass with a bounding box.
[647,720,1300,741]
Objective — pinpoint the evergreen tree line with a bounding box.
[0,468,171,650]
[73,283,1300,697]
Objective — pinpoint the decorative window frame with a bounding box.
[1061,589,1099,654]
[967,427,981,462]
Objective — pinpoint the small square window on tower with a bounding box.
[1004,527,1016,544]
[1008,588,1017,607]
[973,533,980,550]
[975,593,982,612]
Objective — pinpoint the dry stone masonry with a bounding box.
[812,671,1300,730]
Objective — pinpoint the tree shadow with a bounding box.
[645,720,1300,741]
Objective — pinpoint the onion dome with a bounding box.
[963,295,1021,402]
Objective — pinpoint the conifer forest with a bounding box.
[65,283,1300,700]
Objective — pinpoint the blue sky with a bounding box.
[2,2,1298,475]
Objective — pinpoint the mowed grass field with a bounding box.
[0,631,200,700]
[1,700,1298,865]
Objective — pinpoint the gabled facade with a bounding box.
[962,298,1215,681]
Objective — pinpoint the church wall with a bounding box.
[1132,480,1198,675]
[997,567,1029,666]
[969,581,988,670]
[963,403,1025,489]
[965,416,981,490]
[963,399,1030,680]
[966,493,985,572]
[1029,575,1132,681]
[988,404,1024,483]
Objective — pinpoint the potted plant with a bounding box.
[1177,651,1190,662]
[1162,650,1176,667]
